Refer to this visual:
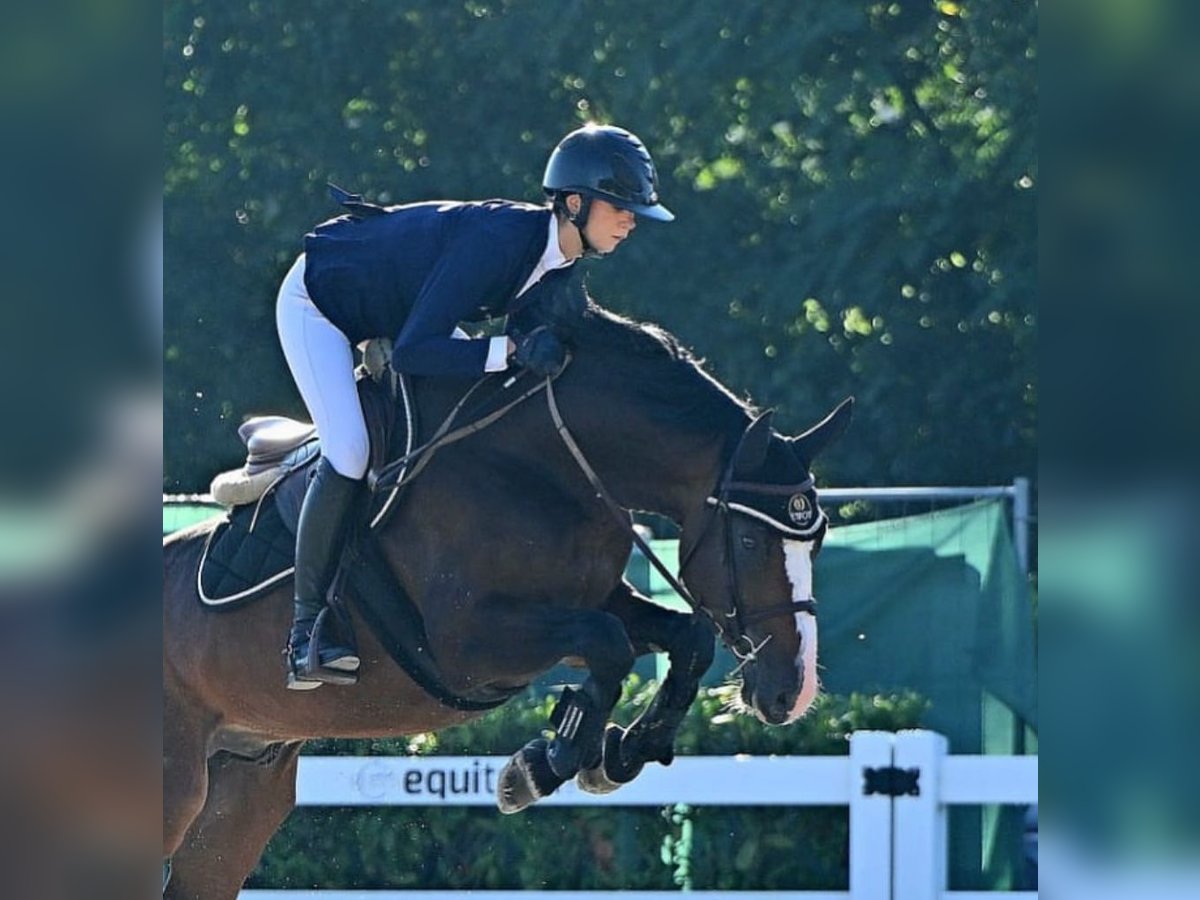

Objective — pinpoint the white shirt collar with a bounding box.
[516,213,574,298]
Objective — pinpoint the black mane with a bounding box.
[571,303,752,435]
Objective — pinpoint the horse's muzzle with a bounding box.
[742,638,820,725]
[749,684,799,725]
[741,664,803,725]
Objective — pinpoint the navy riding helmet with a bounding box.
[543,124,674,222]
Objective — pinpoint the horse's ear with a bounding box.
[733,410,775,476]
[789,397,854,464]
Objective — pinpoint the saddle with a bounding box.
[198,363,408,605]
[197,357,514,711]
[208,417,318,508]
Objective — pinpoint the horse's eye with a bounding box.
[740,535,757,550]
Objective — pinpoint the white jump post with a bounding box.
[849,731,894,900]
[892,730,949,900]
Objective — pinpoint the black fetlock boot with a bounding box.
[285,458,363,691]
[546,684,606,778]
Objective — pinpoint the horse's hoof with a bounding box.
[577,725,642,794]
[496,738,563,815]
[575,762,623,795]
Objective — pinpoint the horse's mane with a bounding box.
[571,302,753,434]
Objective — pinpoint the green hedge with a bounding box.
[252,680,926,891]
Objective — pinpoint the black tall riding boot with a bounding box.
[285,458,363,690]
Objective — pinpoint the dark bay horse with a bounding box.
[163,301,851,898]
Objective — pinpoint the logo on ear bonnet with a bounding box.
[787,493,814,527]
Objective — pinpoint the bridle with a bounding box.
[675,418,824,666]
[545,379,823,665]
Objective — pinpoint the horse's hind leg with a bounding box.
[165,742,302,900]
[578,581,714,793]
[163,682,213,861]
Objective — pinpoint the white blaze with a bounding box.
[783,539,820,721]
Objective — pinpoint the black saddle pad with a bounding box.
[197,487,301,606]
[197,373,413,608]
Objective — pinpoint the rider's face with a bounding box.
[581,198,636,256]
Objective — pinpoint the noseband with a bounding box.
[545,379,821,661]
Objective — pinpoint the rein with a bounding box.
[544,379,819,662]
[370,370,554,494]
[544,378,698,615]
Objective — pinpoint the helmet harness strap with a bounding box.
[555,193,603,259]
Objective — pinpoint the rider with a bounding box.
[276,123,674,689]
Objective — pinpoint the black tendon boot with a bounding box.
[285,458,363,690]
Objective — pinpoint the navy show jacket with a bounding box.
[302,199,559,376]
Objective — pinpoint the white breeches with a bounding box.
[275,254,369,480]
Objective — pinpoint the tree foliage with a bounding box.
[165,0,1036,489]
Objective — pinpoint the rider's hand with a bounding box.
[509,326,566,378]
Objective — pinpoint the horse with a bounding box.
[163,295,851,899]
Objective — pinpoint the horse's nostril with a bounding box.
[774,690,793,716]
[753,688,795,725]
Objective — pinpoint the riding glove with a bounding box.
[510,326,566,378]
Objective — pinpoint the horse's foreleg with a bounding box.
[616,611,713,770]
[477,606,634,814]
[578,581,714,793]
[165,742,302,900]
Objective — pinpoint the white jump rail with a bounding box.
[238,730,1037,900]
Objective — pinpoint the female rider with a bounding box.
[275,124,674,689]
